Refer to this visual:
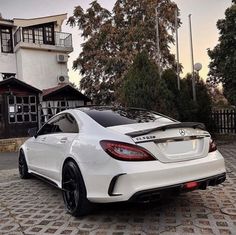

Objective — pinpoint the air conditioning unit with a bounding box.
[57,75,69,84]
[57,54,68,63]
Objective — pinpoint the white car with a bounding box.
[19,107,226,216]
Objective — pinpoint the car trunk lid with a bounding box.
[108,122,211,163]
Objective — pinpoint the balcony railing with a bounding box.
[14,27,72,48]
[14,27,21,46]
[55,32,72,48]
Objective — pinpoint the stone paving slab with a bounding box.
[0,143,236,235]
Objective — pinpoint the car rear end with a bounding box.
[98,128,225,202]
[79,107,226,203]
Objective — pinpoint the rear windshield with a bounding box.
[80,107,175,127]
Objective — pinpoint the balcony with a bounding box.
[13,27,73,53]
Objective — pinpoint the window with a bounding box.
[0,27,13,53]
[23,23,54,45]
[34,28,43,44]
[80,107,175,127]
[22,28,33,43]
[44,25,54,44]
[38,113,78,136]
[41,100,75,124]
[8,95,37,124]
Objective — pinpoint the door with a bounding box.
[27,113,79,182]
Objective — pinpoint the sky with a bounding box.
[0,0,232,87]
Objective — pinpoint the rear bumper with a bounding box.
[129,172,226,202]
[82,150,226,203]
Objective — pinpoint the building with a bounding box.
[0,14,91,139]
[0,14,72,88]
[0,77,41,138]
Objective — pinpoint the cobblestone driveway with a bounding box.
[0,143,236,235]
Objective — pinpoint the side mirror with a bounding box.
[28,127,38,138]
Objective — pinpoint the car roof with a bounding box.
[73,106,177,128]
[77,106,152,112]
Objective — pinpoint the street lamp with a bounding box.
[194,62,202,82]
[193,63,202,102]
[194,63,202,73]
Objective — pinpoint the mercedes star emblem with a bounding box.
[179,129,185,136]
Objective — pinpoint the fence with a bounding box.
[211,109,236,134]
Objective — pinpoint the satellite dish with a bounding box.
[194,63,202,72]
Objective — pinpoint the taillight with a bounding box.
[100,140,156,161]
[209,139,217,152]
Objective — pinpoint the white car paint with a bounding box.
[21,108,226,204]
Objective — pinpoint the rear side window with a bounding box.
[80,107,175,127]
[38,113,78,135]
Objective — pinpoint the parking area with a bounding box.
[0,142,236,235]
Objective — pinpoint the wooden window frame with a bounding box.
[0,26,13,53]
[23,23,55,45]
[8,95,37,124]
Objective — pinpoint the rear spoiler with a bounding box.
[126,122,206,138]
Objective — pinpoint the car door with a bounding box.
[26,120,55,173]
[27,113,79,182]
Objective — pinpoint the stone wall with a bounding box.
[0,138,28,152]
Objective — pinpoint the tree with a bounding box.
[208,87,229,108]
[68,0,180,104]
[161,69,213,128]
[178,74,213,129]
[208,0,236,106]
[120,51,175,116]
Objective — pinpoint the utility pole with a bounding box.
[175,8,180,90]
[188,14,196,102]
[155,6,161,79]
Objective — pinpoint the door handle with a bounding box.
[60,137,68,143]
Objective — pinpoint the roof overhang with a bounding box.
[42,84,91,102]
[0,77,42,94]
[0,19,14,27]
[13,13,67,28]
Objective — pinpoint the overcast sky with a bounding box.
[0,0,232,86]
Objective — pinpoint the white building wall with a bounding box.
[16,49,68,89]
[15,50,23,81]
[0,52,17,81]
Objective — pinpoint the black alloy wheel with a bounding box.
[18,151,30,179]
[62,160,92,216]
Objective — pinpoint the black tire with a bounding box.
[62,160,92,217]
[18,151,31,179]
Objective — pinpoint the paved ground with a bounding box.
[0,143,236,235]
[0,152,18,170]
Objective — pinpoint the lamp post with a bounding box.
[155,5,161,79]
[188,14,196,102]
[175,8,180,90]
